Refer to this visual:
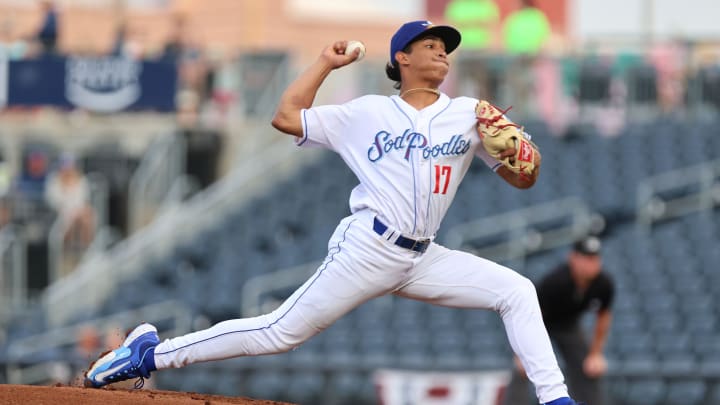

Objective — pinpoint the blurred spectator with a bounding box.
[649,40,689,114]
[534,54,579,136]
[161,13,188,63]
[111,19,148,59]
[502,0,550,55]
[59,324,101,384]
[0,198,10,229]
[204,48,238,128]
[444,0,500,50]
[44,155,95,248]
[15,150,50,201]
[73,325,101,363]
[176,86,224,191]
[34,0,59,56]
[0,149,11,229]
[110,21,129,57]
[0,148,11,197]
[163,13,210,114]
[176,88,200,129]
[0,20,29,60]
[502,236,615,405]
[501,0,552,118]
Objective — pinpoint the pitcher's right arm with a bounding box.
[272,41,361,137]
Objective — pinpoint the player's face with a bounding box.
[403,36,450,83]
[569,252,602,281]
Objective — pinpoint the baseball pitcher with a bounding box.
[85,20,582,405]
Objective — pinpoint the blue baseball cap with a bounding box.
[389,20,461,66]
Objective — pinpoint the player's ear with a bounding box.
[395,51,410,67]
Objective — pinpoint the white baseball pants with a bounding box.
[153,209,568,403]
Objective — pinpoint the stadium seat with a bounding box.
[626,63,658,104]
[357,329,391,357]
[692,334,720,358]
[244,370,288,401]
[664,380,706,405]
[430,330,467,356]
[659,355,696,375]
[577,62,611,103]
[623,378,666,405]
[284,372,324,404]
[620,353,658,375]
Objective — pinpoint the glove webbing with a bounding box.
[477,104,521,135]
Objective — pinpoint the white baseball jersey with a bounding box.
[297,93,500,239]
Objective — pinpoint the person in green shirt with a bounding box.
[501,0,552,118]
[445,0,500,50]
[503,0,551,55]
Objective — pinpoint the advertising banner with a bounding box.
[6,56,177,112]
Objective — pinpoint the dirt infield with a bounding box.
[0,384,295,405]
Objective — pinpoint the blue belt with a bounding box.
[372,217,431,253]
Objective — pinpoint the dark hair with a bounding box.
[385,63,401,89]
[384,41,416,90]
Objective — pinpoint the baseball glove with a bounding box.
[475,100,538,176]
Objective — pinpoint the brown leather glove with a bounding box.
[476,100,538,176]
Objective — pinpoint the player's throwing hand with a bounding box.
[321,40,363,69]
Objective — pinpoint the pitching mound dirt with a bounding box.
[0,384,295,405]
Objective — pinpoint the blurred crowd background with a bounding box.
[0,0,718,404]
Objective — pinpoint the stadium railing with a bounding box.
[443,196,598,263]
[127,132,187,233]
[636,158,720,229]
[241,260,321,317]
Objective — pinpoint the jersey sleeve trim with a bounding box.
[296,109,310,146]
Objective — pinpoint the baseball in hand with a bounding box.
[345,40,366,61]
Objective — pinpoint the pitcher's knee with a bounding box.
[498,276,539,315]
[515,276,537,301]
[267,323,319,353]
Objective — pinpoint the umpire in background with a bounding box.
[503,236,615,405]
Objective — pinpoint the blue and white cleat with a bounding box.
[84,323,159,388]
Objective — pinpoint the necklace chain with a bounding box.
[399,88,440,98]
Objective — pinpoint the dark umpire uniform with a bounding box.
[503,236,615,405]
